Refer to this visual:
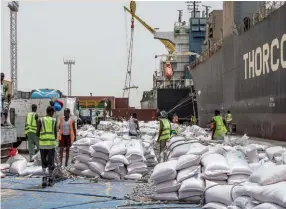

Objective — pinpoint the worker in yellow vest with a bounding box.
[157,111,171,153]
[25,104,39,162]
[191,115,197,126]
[58,108,76,167]
[212,109,227,140]
[225,110,233,134]
[36,106,57,187]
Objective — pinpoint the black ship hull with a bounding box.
[191,4,286,141]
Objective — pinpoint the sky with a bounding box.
[1,1,222,108]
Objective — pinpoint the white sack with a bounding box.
[73,137,100,146]
[109,144,127,157]
[253,203,286,209]
[125,140,144,158]
[249,164,286,185]
[81,169,100,178]
[72,162,89,171]
[77,146,91,154]
[176,154,200,170]
[88,162,105,175]
[233,196,256,209]
[105,161,124,172]
[266,146,285,160]
[155,179,181,193]
[74,154,91,163]
[100,132,117,141]
[177,166,201,183]
[20,166,43,176]
[227,206,241,209]
[7,154,26,166]
[127,163,147,174]
[101,171,120,180]
[244,181,286,207]
[70,168,83,176]
[124,173,142,180]
[89,157,107,165]
[150,160,177,184]
[178,191,202,199]
[0,171,5,178]
[91,141,113,154]
[201,153,230,176]
[205,180,228,189]
[187,142,209,155]
[91,151,109,161]
[205,184,234,206]
[203,202,227,209]
[110,155,129,165]
[245,144,259,163]
[0,163,10,170]
[201,171,228,181]
[179,175,205,192]
[180,195,202,202]
[169,143,191,158]
[9,159,27,174]
[152,192,178,201]
[228,174,249,184]
[225,151,252,175]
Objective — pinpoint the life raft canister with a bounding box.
[164,62,173,80]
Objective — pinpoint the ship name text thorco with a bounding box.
[243,33,286,80]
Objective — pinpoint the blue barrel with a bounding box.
[31,89,62,99]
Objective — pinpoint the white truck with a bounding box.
[9,97,79,149]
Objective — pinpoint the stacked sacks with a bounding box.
[142,135,158,167]
[151,160,179,201]
[125,139,147,180]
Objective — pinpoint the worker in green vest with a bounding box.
[191,115,197,126]
[225,110,233,134]
[25,104,39,162]
[36,106,57,187]
[1,73,11,126]
[157,111,171,153]
[95,111,100,129]
[212,109,227,140]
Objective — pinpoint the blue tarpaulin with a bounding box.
[1,177,202,209]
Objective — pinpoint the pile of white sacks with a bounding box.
[70,121,159,180]
[150,133,286,209]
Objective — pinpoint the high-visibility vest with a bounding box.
[191,116,197,124]
[159,118,171,141]
[95,115,99,123]
[213,116,227,137]
[25,112,37,134]
[39,116,57,147]
[225,114,232,122]
[58,117,75,141]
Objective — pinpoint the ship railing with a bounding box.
[190,39,223,69]
[236,1,285,35]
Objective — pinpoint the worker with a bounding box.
[157,111,171,153]
[1,73,11,126]
[212,109,227,140]
[172,113,179,123]
[171,113,179,135]
[129,113,140,137]
[95,111,100,129]
[191,115,197,126]
[58,108,76,167]
[225,110,233,134]
[36,106,57,187]
[25,104,40,162]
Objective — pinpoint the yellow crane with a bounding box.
[124,2,176,54]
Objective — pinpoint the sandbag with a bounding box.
[0,163,10,170]
[127,163,147,174]
[73,137,100,146]
[72,162,89,171]
[244,181,286,207]
[180,195,202,202]
[74,154,91,163]
[253,203,286,209]
[109,144,127,157]
[6,154,26,166]
[228,174,249,184]
[203,202,227,209]
[266,146,285,160]
[227,206,242,209]
[105,161,124,172]
[245,144,259,163]
[91,151,109,161]
[110,155,129,165]
[177,166,201,183]
[179,175,205,192]
[20,166,43,176]
[152,192,178,201]
[125,140,144,158]
[124,173,142,180]
[187,142,209,155]
[70,168,83,176]
[101,171,120,180]
[169,143,191,159]
[77,146,91,154]
[249,164,286,185]
[81,169,100,178]
[225,151,252,175]
[201,153,230,176]
[91,141,113,154]
[155,179,181,193]
[100,132,117,141]
[9,159,27,174]
[176,154,200,170]
[178,191,202,199]
[150,160,177,184]
[233,196,257,209]
[88,162,105,175]
[205,180,228,189]
[201,171,228,181]
[205,184,234,206]
[89,157,107,165]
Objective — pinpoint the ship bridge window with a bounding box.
[199,18,207,25]
[200,26,206,31]
[191,18,199,25]
[192,26,200,31]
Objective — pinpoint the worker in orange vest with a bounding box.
[58,108,76,167]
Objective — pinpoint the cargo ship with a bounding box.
[190,2,286,141]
